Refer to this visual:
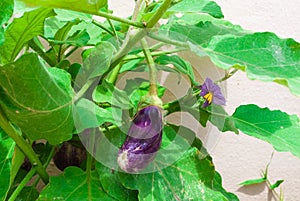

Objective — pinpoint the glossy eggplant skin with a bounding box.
[117,106,163,173]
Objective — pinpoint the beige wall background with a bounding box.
[108,1,300,200]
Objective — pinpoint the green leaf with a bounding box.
[0,28,4,46]
[270,180,284,190]
[0,53,74,144]
[0,128,15,201]
[125,79,166,109]
[52,29,90,46]
[168,0,224,19]
[73,98,121,133]
[206,105,239,134]
[213,172,239,201]
[206,32,300,96]
[232,104,300,158]
[160,17,245,47]
[54,18,81,41]
[239,177,267,186]
[0,0,14,26]
[75,42,116,88]
[96,163,138,201]
[44,9,103,45]
[21,0,107,15]
[0,0,14,46]
[119,147,236,201]
[155,55,198,85]
[93,80,131,109]
[0,7,55,64]
[38,166,113,201]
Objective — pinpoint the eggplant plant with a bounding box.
[0,0,299,200]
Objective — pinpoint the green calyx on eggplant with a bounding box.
[117,105,163,173]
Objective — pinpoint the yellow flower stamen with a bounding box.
[204,92,213,104]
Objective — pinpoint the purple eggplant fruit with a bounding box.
[117,105,163,173]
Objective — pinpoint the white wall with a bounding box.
[108,1,300,200]
[212,1,300,200]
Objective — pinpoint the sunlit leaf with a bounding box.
[206,33,300,96]
[20,0,107,15]
[239,177,267,186]
[232,104,300,158]
[168,0,224,19]
[270,180,284,190]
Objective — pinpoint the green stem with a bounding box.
[141,38,158,96]
[86,129,96,201]
[109,0,173,71]
[92,20,115,36]
[74,78,96,102]
[216,68,239,83]
[145,0,172,28]
[107,63,122,84]
[84,10,145,28]
[8,168,37,201]
[9,145,56,201]
[148,32,189,48]
[28,39,56,66]
[0,107,49,184]
[123,47,187,61]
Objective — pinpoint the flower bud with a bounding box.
[117,106,163,173]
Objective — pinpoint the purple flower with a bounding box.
[200,78,225,108]
[117,106,163,173]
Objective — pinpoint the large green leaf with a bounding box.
[0,7,55,64]
[119,147,238,201]
[20,0,107,15]
[168,0,224,19]
[160,15,245,47]
[206,33,300,95]
[38,166,114,200]
[0,128,15,201]
[0,53,74,144]
[232,104,300,158]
